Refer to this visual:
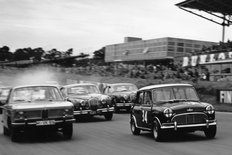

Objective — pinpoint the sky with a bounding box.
[0,0,231,55]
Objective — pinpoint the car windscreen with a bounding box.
[110,85,138,93]
[67,85,100,95]
[12,86,63,102]
[152,86,199,103]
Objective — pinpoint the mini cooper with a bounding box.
[130,83,217,141]
[61,83,114,121]
[103,83,138,112]
[2,84,75,142]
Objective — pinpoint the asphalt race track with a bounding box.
[0,112,232,155]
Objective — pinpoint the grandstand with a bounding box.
[177,0,232,81]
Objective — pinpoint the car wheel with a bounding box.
[126,107,131,113]
[114,107,120,113]
[10,127,20,142]
[152,120,163,141]
[204,125,216,139]
[130,118,140,135]
[63,123,73,139]
[104,113,113,121]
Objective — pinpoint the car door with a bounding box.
[141,91,152,128]
[133,91,144,127]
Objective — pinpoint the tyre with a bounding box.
[104,113,113,121]
[152,120,163,141]
[114,107,120,113]
[204,125,216,139]
[130,118,140,135]
[126,107,131,113]
[63,123,73,139]
[10,127,20,142]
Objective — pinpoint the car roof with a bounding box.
[107,83,136,86]
[13,84,59,89]
[63,83,97,88]
[139,83,193,91]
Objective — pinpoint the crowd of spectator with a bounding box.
[198,40,232,54]
[61,62,208,83]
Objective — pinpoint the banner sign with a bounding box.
[182,51,232,67]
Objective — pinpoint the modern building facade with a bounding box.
[105,37,217,65]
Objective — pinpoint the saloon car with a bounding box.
[2,84,75,142]
[130,83,217,141]
[61,83,114,120]
[103,83,138,112]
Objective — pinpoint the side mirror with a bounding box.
[103,85,111,94]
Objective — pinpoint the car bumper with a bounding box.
[160,119,217,130]
[115,102,132,107]
[12,118,75,127]
[74,107,114,115]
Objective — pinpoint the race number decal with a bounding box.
[142,110,148,123]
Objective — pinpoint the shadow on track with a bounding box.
[1,129,75,144]
[138,131,216,143]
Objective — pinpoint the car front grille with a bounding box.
[89,98,99,106]
[48,109,64,117]
[172,113,207,125]
[25,111,42,119]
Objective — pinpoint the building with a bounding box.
[105,37,217,65]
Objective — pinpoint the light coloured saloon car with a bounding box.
[2,84,75,142]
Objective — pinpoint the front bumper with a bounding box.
[115,102,132,107]
[160,119,217,130]
[12,118,75,127]
[74,107,114,115]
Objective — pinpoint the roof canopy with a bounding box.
[176,0,232,42]
[176,0,232,15]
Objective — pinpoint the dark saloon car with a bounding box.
[103,83,138,112]
[61,83,114,121]
[130,83,217,141]
[2,84,75,142]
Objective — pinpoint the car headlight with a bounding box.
[14,111,25,120]
[164,108,173,118]
[123,95,129,100]
[206,105,215,114]
[80,100,87,106]
[64,108,73,115]
[101,99,107,104]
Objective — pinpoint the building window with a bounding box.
[194,44,201,48]
[185,48,193,53]
[177,43,184,47]
[168,46,175,51]
[168,42,175,46]
[177,47,184,52]
[221,64,231,73]
[186,43,192,47]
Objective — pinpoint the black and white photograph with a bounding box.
[0,0,232,155]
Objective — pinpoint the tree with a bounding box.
[64,48,73,57]
[93,47,105,60]
[0,46,13,61]
[14,48,30,60]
